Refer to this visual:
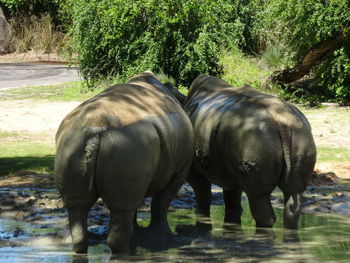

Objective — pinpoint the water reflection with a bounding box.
[0,200,350,262]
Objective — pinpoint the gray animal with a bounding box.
[184,75,316,230]
[54,72,193,254]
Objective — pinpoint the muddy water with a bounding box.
[0,186,349,263]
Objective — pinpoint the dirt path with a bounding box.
[0,99,80,133]
[305,107,350,150]
[303,106,350,180]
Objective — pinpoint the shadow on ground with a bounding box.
[0,155,54,178]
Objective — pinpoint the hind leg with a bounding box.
[187,167,212,234]
[107,210,135,254]
[149,177,186,235]
[223,187,243,224]
[64,190,97,254]
[58,165,97,253]
[64,191,97,254]
[279,167,310,230]
[149,163,191,236]
[55,134,99,253]
[248,193,276,228]
[279,160,314,230]
[187,166,212,218]
[221,188,244,237]
[67,204,93,253]
[283,192,303,229]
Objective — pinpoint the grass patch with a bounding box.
[0,141,55,176]
[0,131,19,137]
[219,48,272,91]
[0,156,55,176]
[260,45,290,70]
[9,14,67,55]
[1,74,188,101]
[0,141,54,157]
[178,85,188,96]
[1,81,104,102]
[317,147,350,163]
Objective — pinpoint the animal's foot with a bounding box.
[72,241,88,254]
[194,221,212,236]
[147,221,174,240]
[132,222,177,251]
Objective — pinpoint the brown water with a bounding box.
[0,187,349,263]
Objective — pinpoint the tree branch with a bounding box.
[272,21,350,83]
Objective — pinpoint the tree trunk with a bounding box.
[272,22,350,83]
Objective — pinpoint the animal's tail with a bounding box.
[279,124,293,186]
[278,123,303,229]
[82,134,101,194]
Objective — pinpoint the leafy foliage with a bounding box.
[0,0,68,27]
[317,42,350,102]
[220,48,271,90]
[0,0,60,15]
[1,0,349,102]
[260,0,349,58]
[69,0,249,86]
[0,0,25,11]
[258,0,350,102]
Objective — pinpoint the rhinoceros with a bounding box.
[54,72,193,254]
[184,75,316,230]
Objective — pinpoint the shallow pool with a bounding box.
[0,187,349,262]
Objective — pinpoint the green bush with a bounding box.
[0,0,59,17]
[0,0,25,12]
[260,45,289,70]
[220,48,271,90]
[317,42,350,102]
[0,0,69,28]
[258,0,350,102]
[70,0,249,86]
[260,0,349,59]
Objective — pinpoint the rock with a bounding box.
[0,7,11,54]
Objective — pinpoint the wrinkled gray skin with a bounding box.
[184,75,316,230]
[54,72,193,254]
